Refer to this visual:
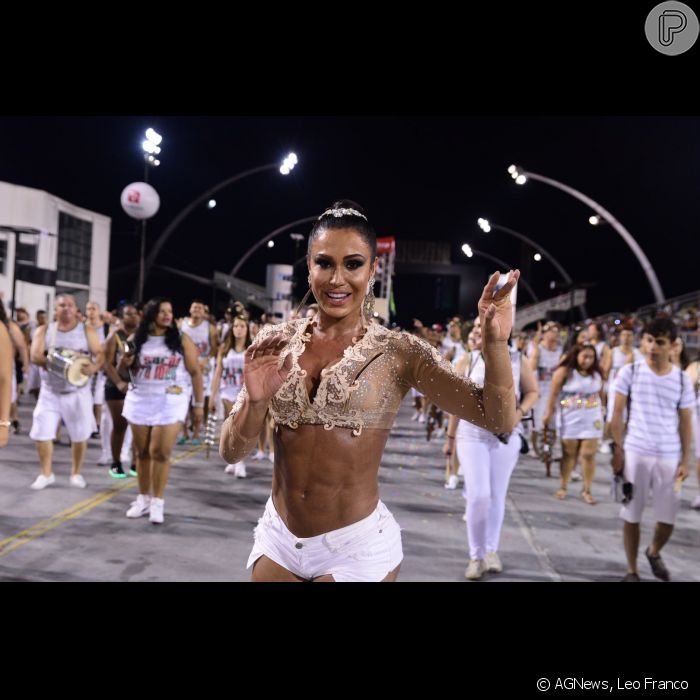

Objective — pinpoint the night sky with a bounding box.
[1,116,697,323]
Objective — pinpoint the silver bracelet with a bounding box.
[0,420,11,428]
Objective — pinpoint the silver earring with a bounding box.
[363,277,376,321]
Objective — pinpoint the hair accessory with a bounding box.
[318,207,367,221]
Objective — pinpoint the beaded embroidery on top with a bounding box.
[229,317,487,437]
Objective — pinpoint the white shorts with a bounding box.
[247,495,403,582]
[92,373,106,406]
[122,389,191,426]
[29,386,96,442]
[619,451,681,525]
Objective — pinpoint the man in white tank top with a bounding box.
[179,300,218,444]
[28,294,104,490]
[528,321,562,459]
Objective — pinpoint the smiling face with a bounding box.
[307,228,376,322]
[189,302,205,321]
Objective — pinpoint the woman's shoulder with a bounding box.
[253,317,306,343]
[386,327,451,363]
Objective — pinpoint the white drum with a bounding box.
[46,350,91,388]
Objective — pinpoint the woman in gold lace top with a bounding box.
[221,200,519,581]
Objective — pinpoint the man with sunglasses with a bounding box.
[611,318,695,582]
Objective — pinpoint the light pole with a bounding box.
[477,217,586,317]
[143,153,298,285]
[138,128,162,301]
[461,244,539,303]
[508,164,665,304]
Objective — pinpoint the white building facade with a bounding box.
[0,180,111,316]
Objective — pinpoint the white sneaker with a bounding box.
[411,411,420,421]
[691,494,700,510]
[149,497,164,524]
[224,464,236,474]
[462,512,468,522]
[253,450,265,460]
[97,454,112,466]
[235,463,247,478]
[30,473,55,490]
[126,494,151,518]
[70,474,87,488]
[267,451,274,462]
[444,474,459,490]
[465,559,486,580]
[485,551,503,573]
[598,441,611,454]
[418,414,425,424]
[570,471,582,482]
[434,427,445,439]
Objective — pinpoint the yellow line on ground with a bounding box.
[0,444,204,558]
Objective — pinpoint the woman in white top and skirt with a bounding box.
[210,314,251,477]
[544,343,605,504]
[120,298,203,524]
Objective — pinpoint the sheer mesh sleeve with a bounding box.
[400,333,515,432]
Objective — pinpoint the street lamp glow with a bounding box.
[280,153,298,175]
[142,140,157,154]
[534,253,542,261]
[145,128,162,146]
[508,165,517,175]
[267,240,275,248]
[462,244,473,258]
[153,159,160,167]
[589,215,601,225]
[515,175,527,185]
[207,199,217,209]
[478,218,491,233]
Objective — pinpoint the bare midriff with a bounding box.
[270,423,391,537]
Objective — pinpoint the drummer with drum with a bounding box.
[28,294,104,490]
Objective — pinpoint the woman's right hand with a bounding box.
[542,409,552,427]
[244,334,293,403]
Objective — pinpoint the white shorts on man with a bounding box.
[29,387,96,442]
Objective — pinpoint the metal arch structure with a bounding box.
[482,220,586,316]
[230,216,318,278]
[511,166,665,305]
[139,162,283,297]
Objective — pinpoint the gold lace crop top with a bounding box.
[228,318,507,439]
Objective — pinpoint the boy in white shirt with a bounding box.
[611,318,695,582]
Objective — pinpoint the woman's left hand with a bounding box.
[478,270,520,344]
